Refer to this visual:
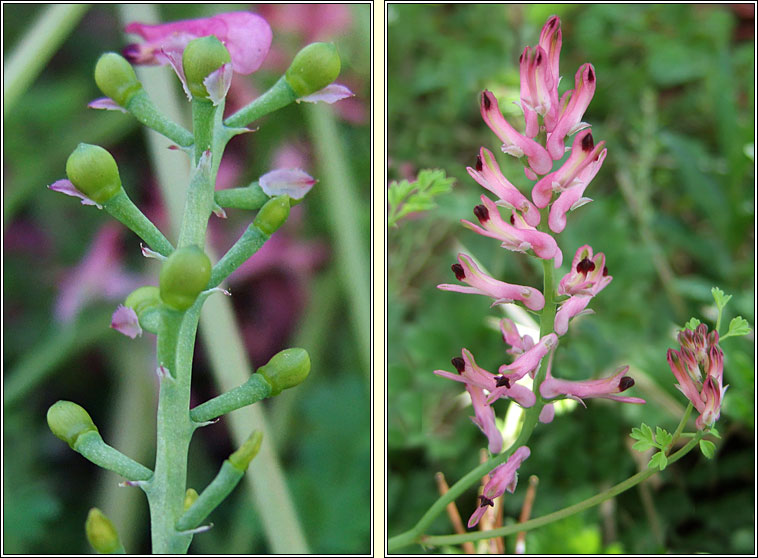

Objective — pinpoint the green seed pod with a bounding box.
[85,508,122,554]
[159,246,212,310]
[65,143,123,205]
[47,400,99,449]
[253,195,290,235]
[182,36,231,99]
[94,52,143,107]
[125,285,162,333]
[285,42,341,97]
[257,348,310,396]
[228,430,264,472]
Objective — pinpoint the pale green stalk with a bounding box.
[4,4,89,114]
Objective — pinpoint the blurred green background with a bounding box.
[388,4,753,554]
[3,3,370,554]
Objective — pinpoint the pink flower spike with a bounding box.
[298,83,355,104]
[532,129,605,208]
[124,12,272,75]
[480,90,552,175]
[437,252,545,312]
[548,148,606,233]
[48,179,101,209]
[111,305,142,339]
[496,333,558,383]
[88,97,128,113]
[540,365,645,405]
[259,168,317,200]
[467,147,540,227]
[546,63,597,160]
[468,446,531,528]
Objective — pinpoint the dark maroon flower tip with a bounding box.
[587,66,595,83]
[475,155,483,172]
[451,357,465,373]
[576,257,595,275]
[481,91,492,110]
[495,375,511,389]
[602,266,608,276]
[581,132,595,152]
[122,44,144,63]
[473,204,489,223]
[479,495,495,508]
[546,16,559,30]
[618,376,635,392]
[452,263,466,281]
[509,213,516,225]
[536,50,544,65]
[519,52,524,63]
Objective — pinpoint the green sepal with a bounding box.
[125,285,162,334]
[285,42,341,97]
[47,400,98,449]
[228,430,263,472]
[256,348,310,396]
[94,52,143,107]
[182,36,231,99]
[85,508,125,554]
[253,195,290,235]
[159,246,212,311]
[65,143,123,205]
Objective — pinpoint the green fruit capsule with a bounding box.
[254,195,290,235]
[182,36,231,99]
[159,246,212,310]
[85,508,122,554]
[47,400,99,449]
[125,285,162,333]
[285,42,341,97]
[257,348,310,396]
[65,143,123,204]
[94,52,143,107]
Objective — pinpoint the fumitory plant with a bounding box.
[44,10,352,554]
[387,15,751,553]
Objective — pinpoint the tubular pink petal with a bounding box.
[497,333,558,382]
[546,63,596,160]
[468,446,531,528]
[554,294,592,335]
[467,385,502,454]
[540,365,643,404]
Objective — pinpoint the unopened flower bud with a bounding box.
[159,246,211,310]
[65,144,123,205]
[256,348,310,396]
[182,36,231,99]
[125,285,162,333]
[253,195,290,235]
[285,42,341,97]
[85,508,122,554]
[183,488,199,511]
[47,400,99,449]
[94,52,143,107]
[228,430,264,472]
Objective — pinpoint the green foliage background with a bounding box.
[388,4,754,554]
[3,4,370,554]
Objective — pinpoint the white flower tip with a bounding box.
[88,97,128,113]
[49,179,102,208]
[140,244,166,260]
[204,63,233,106]
[212,204,228,219]
[299,83,355,104]
[259,168,316,199]
[111,305,142,339]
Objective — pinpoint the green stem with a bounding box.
[145,305,202,553]
[126,90,194,148]
[223,77,297,128]
[105,190,174,256]
[190,374,272,423]
[214,183,268,210]
[208,223,270,288]
[73,431,153,482]
[4,4,89,115]
[175,461,245,531]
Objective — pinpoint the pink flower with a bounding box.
[468,446,531,528]
[462,195,563,267]
[467,384,502,455]
[554,245,612,335]
[545,63,597,161]
[490,333,558,394]
[48,179,100,208]
[519,45,557,138]
[667,325,727,430]
[124,12,272,76]
[111,305,142,339]
[532,129,606,209]
[500,318,535,356]
[548,147,606,233]
[540,365,645,405]
[538,16,562,132]
[480,91,552,175]
[467,147,540,227]
[437,253,545,312]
